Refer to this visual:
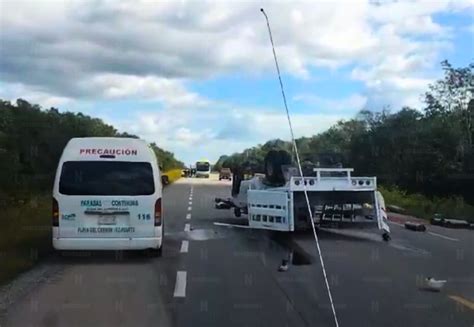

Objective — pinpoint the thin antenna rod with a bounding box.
[260,8,340,327]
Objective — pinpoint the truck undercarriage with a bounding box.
[215,164,391,241]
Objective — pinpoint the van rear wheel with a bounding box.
[146,245,162,257]
[147,226,164,257]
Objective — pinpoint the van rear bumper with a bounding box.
[53,237,162,250]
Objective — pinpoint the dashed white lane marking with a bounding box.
[187,206,192,211]
[186,213,191,220]
[173,271,187,298]
[188,201,192,205]
[180,240,189,253]
[389,221,459,241]
[184,223,191,232]
[427,231,459,241]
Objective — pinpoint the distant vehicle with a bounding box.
[431,213,471,228]
[431,213,445,226]
[182,168,191,177]
[52,137,164,255]
[195,159,211,178]
[219,168,232,180]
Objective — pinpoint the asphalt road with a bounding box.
[1,177,473,327]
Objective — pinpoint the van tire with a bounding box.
[146,245,162,257]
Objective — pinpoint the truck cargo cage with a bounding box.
[247,190,293,231]
[216,166,390,239]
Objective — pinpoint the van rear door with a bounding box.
[57,161,157,238]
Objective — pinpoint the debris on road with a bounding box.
[278,259,289,272]
[442,219,470,229]
[424,277,447,292]
[404,222,427,232]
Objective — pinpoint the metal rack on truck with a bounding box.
[215,166,391,241]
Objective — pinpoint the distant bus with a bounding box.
[195,159,211,178]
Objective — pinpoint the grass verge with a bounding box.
[162,168,182,184]
[0,195,51,286]
[379,185,474,223]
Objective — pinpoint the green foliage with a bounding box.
[221,139,290,173]
[0,195,51,285]
[220,61,474,209]
[149,143,184,172]
[379,185,474,223]
[0,99,184,198]
[213,155,229,171]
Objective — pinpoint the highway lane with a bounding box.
[0,181,191,327]
[1,177,473,326]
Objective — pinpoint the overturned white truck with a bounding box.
[216,152,391,241]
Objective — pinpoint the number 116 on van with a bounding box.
[138,213,151,220]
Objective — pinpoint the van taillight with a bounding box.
[52,198,59,227]
[154,198,162,226]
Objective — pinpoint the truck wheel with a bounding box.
[232,173,243,197]
[264,150,292,185]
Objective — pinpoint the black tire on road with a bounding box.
[234,207,242,217]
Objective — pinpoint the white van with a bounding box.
[52,137,163,255]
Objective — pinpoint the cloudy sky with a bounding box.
[1,0,473,164]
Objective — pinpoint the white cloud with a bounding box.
[2,0,469,93]
[88,74,209,108]
[0,83,73,108]
[106,105,345,164]
[1,0,472,162]
[293,93,368,112]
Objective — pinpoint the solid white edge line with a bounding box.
[173,271,187,297]
[184,223,191,232]
[180,240,189,253]
[186,213,191,220]
[427,231,459,241]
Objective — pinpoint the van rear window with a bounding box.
[59,161,155,195]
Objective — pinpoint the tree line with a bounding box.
[215,61,474,204]
[0,99,184,199]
